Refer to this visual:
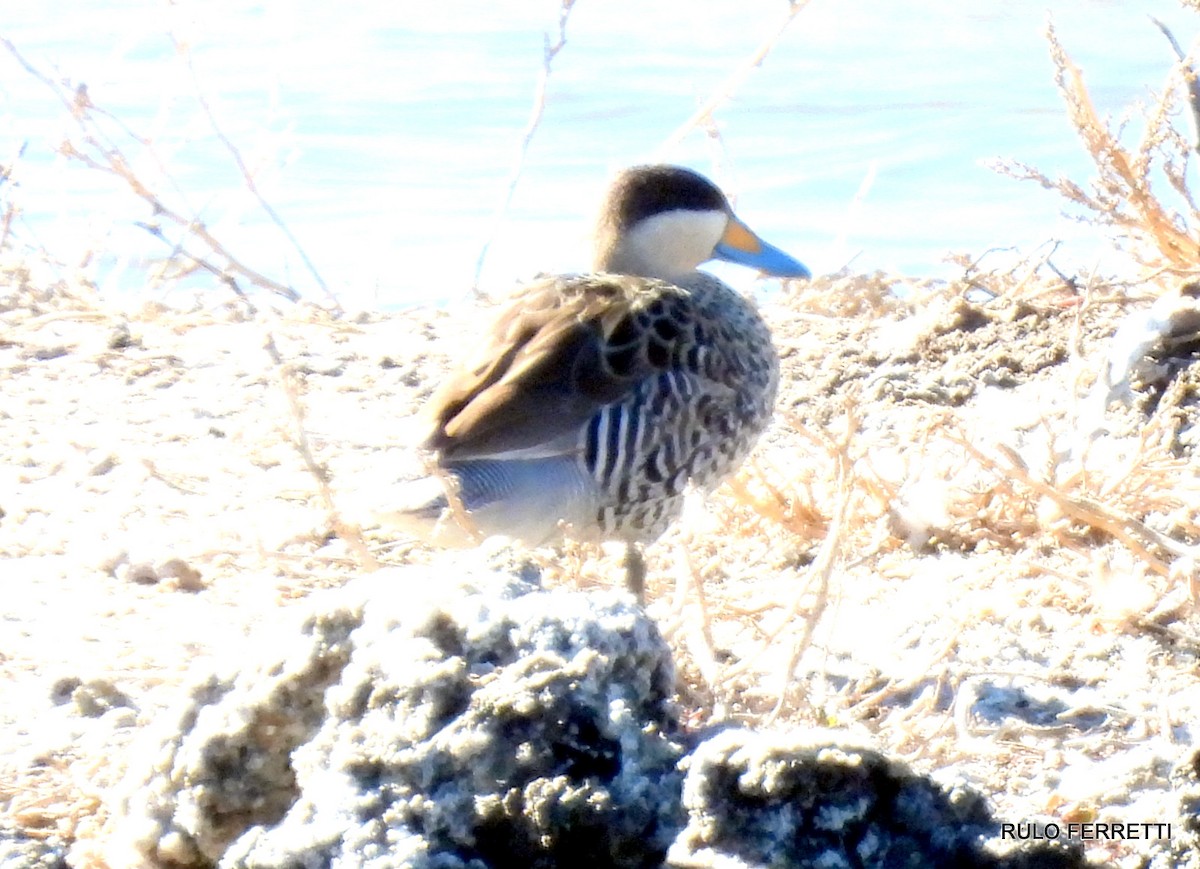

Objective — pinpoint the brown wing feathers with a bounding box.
[423,275,693,462]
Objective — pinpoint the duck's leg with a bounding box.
[623,542,646,603]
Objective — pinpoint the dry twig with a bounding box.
[471,0,578,294]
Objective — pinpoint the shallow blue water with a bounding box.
[0,0,1192,308]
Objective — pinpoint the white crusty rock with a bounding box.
[93,564,685,868]
[666,728,1089,869]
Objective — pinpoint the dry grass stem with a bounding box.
[704,399,858,723]
[471,0,578,294]
[430,458,487,547]
[1150,16,1200,155]
[765,402,858,723]
[669,543,724,694]
[261,330,380,571]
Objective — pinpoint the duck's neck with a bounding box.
[592,221,666,277]
[591,239,645,276]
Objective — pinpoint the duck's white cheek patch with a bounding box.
[625,210,727,275]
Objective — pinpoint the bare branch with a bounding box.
[0,36,302,303]
[656,0,812,157]
[169,34,341,312]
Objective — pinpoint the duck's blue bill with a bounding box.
[713,218,811,279]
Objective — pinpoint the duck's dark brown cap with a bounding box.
[600,165,730,234]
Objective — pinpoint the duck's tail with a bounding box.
[380,457,599,548]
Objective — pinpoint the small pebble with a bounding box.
[119,562,160,585]
[71,679,132,718]
[157,557,204,592]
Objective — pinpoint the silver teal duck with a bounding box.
[395,164,810,596]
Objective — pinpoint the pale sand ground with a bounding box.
[2,273,1199,866]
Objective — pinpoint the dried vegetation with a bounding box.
[995,20,1200,284]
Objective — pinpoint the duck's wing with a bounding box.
[424,273,698,462]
